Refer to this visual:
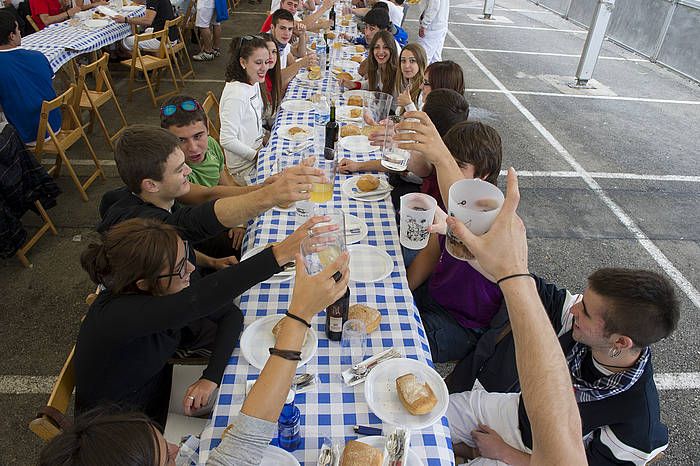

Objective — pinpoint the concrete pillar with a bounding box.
[572,0,616,87]
[482,0,496,19]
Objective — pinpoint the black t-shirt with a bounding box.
[146,0,178,42]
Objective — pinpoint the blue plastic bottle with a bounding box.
[278,399,301,452]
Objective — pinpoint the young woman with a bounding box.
[220,35,269,185]
[260,33,283,130]
[395,43,427,113]
[404,59,465,112]
[40,220,350,466]
[339,30,398,97]
[73,216,333,429]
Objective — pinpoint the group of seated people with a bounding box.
[8,0,677,465]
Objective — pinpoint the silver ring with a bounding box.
[187,395,195,400]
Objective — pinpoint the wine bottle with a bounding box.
[324,31,330,70]
[325,287,350,341]
[324,101,339,149]
[329,5,336,31]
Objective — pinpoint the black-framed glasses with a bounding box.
[422,79,431,86]
[160,100,200,117]
[157,241,191,280]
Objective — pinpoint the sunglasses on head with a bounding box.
[160,100,200,117]
[241,35,264,41]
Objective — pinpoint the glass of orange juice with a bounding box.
[311,148,336,203]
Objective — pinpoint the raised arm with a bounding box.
[448,169,586,466]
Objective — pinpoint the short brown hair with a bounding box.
[114,125,181,194]
[425,60,465,95]
[588,268,679,348]
[442,121,502,185]
[422,88,469,137]
[81,218,180,295]
[160,95,207,129]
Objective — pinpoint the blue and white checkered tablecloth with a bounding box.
[20,7,145,72]
[195,36,454,466]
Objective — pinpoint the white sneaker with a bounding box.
[193,51,214,61]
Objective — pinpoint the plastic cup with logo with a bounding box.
[446,179,504,261]
[400,193,438,250]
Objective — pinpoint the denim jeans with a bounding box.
[413,283,483,363]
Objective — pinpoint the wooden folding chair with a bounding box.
[26,15,40,32]
[164,16,195,87]
[28,345,75,441]
[182,0,199,45]
[201,90,221,142]
[75,53,128,150]
[121,28,179,108]
[15,200,58,268]
[31,86,105,202]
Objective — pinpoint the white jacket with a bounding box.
[420,0,449,31]
[219,81,264,185]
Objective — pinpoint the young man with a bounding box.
[192,0,222,61]
[0,11,61,144]
[344,6,407,49]
[417,0,449,63]
[446,268,678,465]
[352,0,404,30]
[261,0,332,33]
[269,9,317,88]
[29,0,79,29]
[114,0,178,51]
[98,125,323,270]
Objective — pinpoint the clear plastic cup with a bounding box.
[311,148,336,204]
[300,207,346,275]
[400,193,438,250]
[340,319,367,367]
[446,179,504,261]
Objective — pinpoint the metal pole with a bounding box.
[483,0,496,19]
[571,0,616,88]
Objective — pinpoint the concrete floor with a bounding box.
[1,0,699,464]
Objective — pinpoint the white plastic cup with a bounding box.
[446,179,504,261]
[400,193,438,250]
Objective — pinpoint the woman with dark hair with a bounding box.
[339,30,398,97]
[41,228,350,466]
[73,215,333,429]
[395,43,428,113]
[260,32,283,130]
[405,60,465,112]
[220,35,269,185]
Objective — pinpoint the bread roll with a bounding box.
[347,95,363,107]
[356,174,380,192]
[396,373,437,415]
[341,19,350,26]
[349,304,381,333]
[326,32,337,39]
[340,440,383,466]
[355,45,365,53]
[349,108,362,118]
[340,124,361,137]
[336,71,354,81]
[288,126,308,136]
[333,41,344,50]
[350,55,364,63]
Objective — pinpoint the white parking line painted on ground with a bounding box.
[443,46,647,62]
[451,5,545,13]
[2,373,698,394]
[447,29,700,309]
[407,19,587,33]
[463,88,700,105]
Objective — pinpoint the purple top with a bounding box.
[429,236,503,329]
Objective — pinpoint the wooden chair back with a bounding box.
[201,91,221,142]
[122,28,179,107]
[26,15,39,32]
[164,15,195,84]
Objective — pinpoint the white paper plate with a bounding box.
[331,69,361,81]
[240,243,294,283]
[121,5,140,10]
[354,436,422,466]
[364,358,449,431]
[240,315,318,370]
[337,105,363,122]
[260,444,301,465]
[339,135,378,154]
[333,60,360,71]
[277,124,313,142]
[347,244,393,282]
[345,213,368,244]
[84,19,109,28]
[342,176,391,202]
[280,99,315,113]
[297,71,324,83]
[344,44,366,53]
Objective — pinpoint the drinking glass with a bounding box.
[340,319,367,367]
[300,207,346,275]
[445,179,504,261]
[380,115,411,171]
[310,148,336,204]
[276,153,298,209]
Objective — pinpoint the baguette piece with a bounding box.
[348,304,381,333]
[396,373,437,415]
[340,440,383,466]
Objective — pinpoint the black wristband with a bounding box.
[269,347,302,361]
[496,273,533,286]
[285,311,311,328]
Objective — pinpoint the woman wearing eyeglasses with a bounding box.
[403,60,465,112]
[220,35,269,185]
[74,215,335,428]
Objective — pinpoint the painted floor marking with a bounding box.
[406,18,586,33]
[443,46,647,62]
[447,29,700,309]
[463,88,700,105]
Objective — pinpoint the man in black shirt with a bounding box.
[115,0,179,50]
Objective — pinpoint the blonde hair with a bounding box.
[395,43,427,103]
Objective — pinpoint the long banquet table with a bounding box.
[195,23,455,466]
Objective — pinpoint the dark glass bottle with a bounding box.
[326,287,350,341]
[329,5,336,30]
[324,31,330,70]
[324,102,339,149]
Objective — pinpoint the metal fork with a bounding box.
[349,349,400,382]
